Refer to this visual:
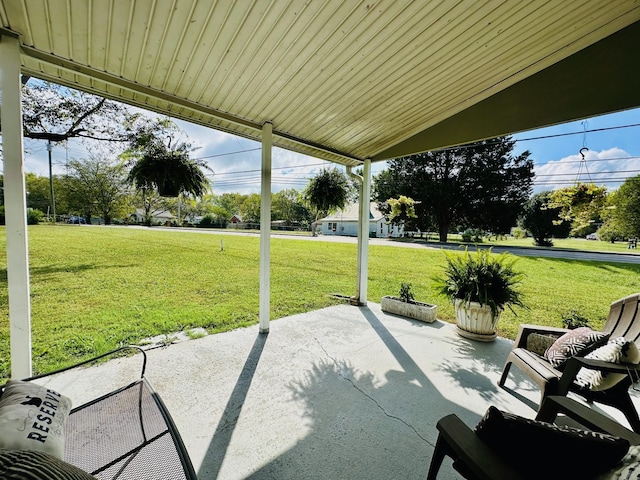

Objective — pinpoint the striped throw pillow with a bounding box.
[544,327,610,368]
[0,449,96,479]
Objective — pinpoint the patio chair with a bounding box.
[0,346,197,480]
[498,293,640,432]
[426,395,640,480]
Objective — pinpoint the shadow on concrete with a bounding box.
[197,333,268,479]
[209,306,485,480]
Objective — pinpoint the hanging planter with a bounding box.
[156,179,181,198]
[126,129,211,198]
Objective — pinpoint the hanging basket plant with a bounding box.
[128,145,210,197]
[125,121,211,198]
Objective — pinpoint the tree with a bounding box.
[124,118,211,198]
[373,136,534,241]
[600,175,640,239]
[65,155,131,224]
[24,173,71,219]
[240,194,261,224]
[131,188,170,226]
[520,191,570,246]
[549,183,608,236]
[173,194,217,225]
[16,79,134,220]
[272,189,311,226]
[20,80,132,143]
[213,193,245,218]
[386,195,417,229]
[303,167,350,234]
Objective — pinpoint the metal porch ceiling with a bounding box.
[1,0,640,166]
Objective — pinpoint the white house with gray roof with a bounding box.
[318,203,403,238]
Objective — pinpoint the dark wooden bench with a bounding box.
[426,396,640,480]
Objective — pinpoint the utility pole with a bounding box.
[47,140,56,223]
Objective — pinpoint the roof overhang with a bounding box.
[1,1,639,165]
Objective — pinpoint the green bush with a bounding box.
[511,227,527,239]
[198,214,226,228]
[0,206,44,225]
[26,209,44,225]
[461,228,483,243]
[597,223,624,243]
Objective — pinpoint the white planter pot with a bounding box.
[453,298,502,342]
[381,296,438,323]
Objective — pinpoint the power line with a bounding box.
[535,169,640,178]
[193,147,261,160]
[517,123,640,143]
[534,179,630,186]
[533,155,640,166]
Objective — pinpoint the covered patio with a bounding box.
[2,3,640,476]
[2,1,640,380]
[36,303,640,479]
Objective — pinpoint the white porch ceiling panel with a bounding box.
[1,0,640,166]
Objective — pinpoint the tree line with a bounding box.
[3,79,640,243]
[373,136,640,245]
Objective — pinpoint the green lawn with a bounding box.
[1,225,640,381]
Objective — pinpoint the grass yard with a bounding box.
[1,225,640,381]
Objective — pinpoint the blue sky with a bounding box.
[22,105,640,196]
[512,108,640,194]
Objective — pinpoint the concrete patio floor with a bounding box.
[37,302,640,479]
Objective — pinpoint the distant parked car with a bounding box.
[68,216,86,224]
[586,233,598,240]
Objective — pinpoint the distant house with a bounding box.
[230,214,243,224]
[318,202,404,238]
[131,208,176,225]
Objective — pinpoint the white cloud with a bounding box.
[534,147,635,193]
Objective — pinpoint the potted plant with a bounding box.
[436,247,526,341]
[381,282,438,323]
[124,120,211,198]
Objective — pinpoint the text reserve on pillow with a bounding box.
[0,380,72,459]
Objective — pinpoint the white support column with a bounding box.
[259,122,272,333]
[1,30,33,378]
[358,160,372,305]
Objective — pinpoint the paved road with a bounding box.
[301,234,640,264]
[120,225,640,264]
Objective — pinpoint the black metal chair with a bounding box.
[5,346,197,480]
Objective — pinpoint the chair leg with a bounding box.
[426,433,451,480]
[614,393,640,433]
[535,394,559,423]
[498,361,512,387]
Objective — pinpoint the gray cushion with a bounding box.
[0,380,72,459]
[526,332,561,356]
